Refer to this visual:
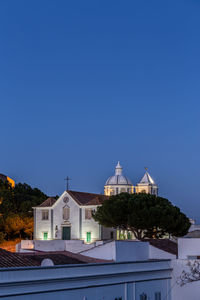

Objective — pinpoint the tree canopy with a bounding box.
[93,193,191,239]
[0,180,47,241]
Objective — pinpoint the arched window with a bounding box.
[141,189,146,193]
[63,205,70,221]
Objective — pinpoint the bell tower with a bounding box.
[136,169,158,196]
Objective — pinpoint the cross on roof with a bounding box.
[64,176,71,191]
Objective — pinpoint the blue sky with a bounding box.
[1,0,200,221]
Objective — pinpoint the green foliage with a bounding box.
[0,181,47,217]
[93,193,191,239]
[0,180,47,241]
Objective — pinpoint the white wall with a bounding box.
[18,240,103,254]
[80,241,176,262]
[64,240,97,253]
[81,205,100,242]
[115,241,149,262]
[34,240,66,252]
[34,191,81,240]
[80,241,116,260]
[149,245,176,260]
[80,241,150,262]
[0,260,172,300]
[178,238,200,259]
[55,192,80,239]
[101,226,117,240]
[34,191,103,242]
[34,208,52,240]
[172,259,200,300]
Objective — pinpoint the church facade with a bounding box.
[34,162,158,242]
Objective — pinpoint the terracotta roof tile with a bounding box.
[37,191,108,208]
[0,248,111,268]
[0,248,40,268]
[39,197,58,207]
[67,190,108,206]
[141,239,177,256]
[20,250,112,264]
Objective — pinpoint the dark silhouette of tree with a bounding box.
[0,180,47,241]
[93,193,190,239]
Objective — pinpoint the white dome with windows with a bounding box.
[104,162,133,196]
[105,162,133,185]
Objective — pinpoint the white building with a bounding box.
[34,162,158,242]
[0,245,172,300]
[104,162,158,196]
[34,190,113,242]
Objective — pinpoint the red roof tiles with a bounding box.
[38,191,108,208]
[66,190,108,206]
[21,250,112,264]
[0,248,40,268]
[141,239,177,256]
[38,197,57,207]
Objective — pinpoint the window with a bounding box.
[85,209,93,220]
[140,294,147,300]
[141,190,146,193]
[116,188,119,194]
[120,188,126,193]
[63,206,70,220]
[155,292,161,300]
[42,210,49,220]
[86,232,91,243]
[43,232,48,240]
[110,231,114,239]
[115,298,122,300]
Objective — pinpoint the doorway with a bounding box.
[43,232,48,240]
[62,226,71,240]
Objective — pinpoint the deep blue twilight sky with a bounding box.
[1,1,200,221]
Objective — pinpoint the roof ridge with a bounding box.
[68,190,104,196]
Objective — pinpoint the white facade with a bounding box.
[170,238,200,300]
[172,259,200,300]
[178,238,200,259]
[34,190,112,243]
[80,240,176,261]
[34,191,81,241]
[0,260,171,300]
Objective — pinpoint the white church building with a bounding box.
[34,162,158,242]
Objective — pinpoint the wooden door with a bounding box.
[62,227,71,240]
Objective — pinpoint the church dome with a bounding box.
[105,162,133,186]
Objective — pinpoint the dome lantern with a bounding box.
[115,161,122,176]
